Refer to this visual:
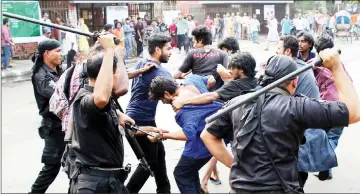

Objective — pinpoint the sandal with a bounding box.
[210,177,221,185]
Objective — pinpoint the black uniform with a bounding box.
[205,56,349,193]
[70,85,129,194]
[31,63,66,193]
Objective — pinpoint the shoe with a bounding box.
[209,177,221,185]
[316,170,329,181]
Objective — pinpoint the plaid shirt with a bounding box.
[49,63,83,131]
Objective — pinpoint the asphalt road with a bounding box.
[2,37,360,193]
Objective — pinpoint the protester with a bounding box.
[204,15,213,30]
[296,31,316,62]
[169,19,178,48]
[185,15,196,54]
[38,27,52,45]
[281,14,292,35]
[241,13,250,40]
[172,26,228,91]
[113,21,125,48]
[175,13,188,54]
[264,15,280,51]
[124,18,135,59]
[126,34,172,193]
[249,14,260,44]
[134,17,144,57]
[148,76,222,194]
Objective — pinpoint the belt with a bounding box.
[79,164,131,178]
[233,188,285,194]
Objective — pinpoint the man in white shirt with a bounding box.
[235,12,242,39]
[241,13,250,40]
[38,27,51,45]
[185,15,196,54]
[293,13,305,34]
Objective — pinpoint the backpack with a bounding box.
[49,62,88,132]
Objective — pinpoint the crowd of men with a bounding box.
[28,13,360,193]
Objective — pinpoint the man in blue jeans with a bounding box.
[123,18,134,59]
[148,76,222,194]
[2,18,14,70]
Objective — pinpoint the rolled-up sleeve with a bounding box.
[293,97,349,131]
[34,73,56,99]
[206,109,233,139]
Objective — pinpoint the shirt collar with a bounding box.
[84,84,94,92]
[42,64,62,75]
[297,51,315,62]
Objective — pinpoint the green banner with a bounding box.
[2,1,41,37]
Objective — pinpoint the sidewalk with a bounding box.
[1,57,142,84]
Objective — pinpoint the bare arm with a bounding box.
[113,49,129,97]
[163,130,189,141]
[201,130,233,168]
[127,63,155,79]
[93,35,115,109]
[185,92,219,105]
[321,49,360,124]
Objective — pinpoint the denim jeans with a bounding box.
[327,127,343,150]
[124,36,132,59]
[251,31,259,42]
[1,45,11,69]
[174,155,211,194]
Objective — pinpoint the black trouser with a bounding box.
[298,171,308,188]
[70,168,130,194]
[136,38,143,56]
[126,120,171,193]
[174,155,211,194]
[232,189,286,194]
[31,125,65,193]
[184,36,193,53]
[177,34,186,51]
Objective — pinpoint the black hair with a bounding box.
[314,35,334,54]
[3,18,9,25]
[147,34,171,55]
[137,17,142,21]
[86,43,118,79]
[296,30,314,50]
[115,21,122,28]
[218,37,240,54]
[67,49,77,68]
[192,25,212,46]
[125,18,130,21]
[280,35,299,57]
[149,76,178,100]
[104,24,113,31]
[146,20,152,26]
[228,52,256,78]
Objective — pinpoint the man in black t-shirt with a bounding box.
[172,26,228,92]
[201,51,360,193]
[172,52,257,110]
[134,17,144,57]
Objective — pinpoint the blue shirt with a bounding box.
[280,18,292,35]
[297,51,316,62]
[294,59,320,99]
[182,74,209,94]
[175,102,223,159]
[126,59,172,122]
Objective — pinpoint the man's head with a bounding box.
[56,16,61,23]
[178,13,183,19]
[277,36,299,58]
[261,55,299,95]
[192,26,212,48]
[298,13,302,18]
[216,14,220,18]
[297,31,314,52]
[236,12,240,16]
[36,39,62,66]
[231,13,235,17]
[86,42,119,90]
[207,15,211,19]
[285,14,289,19]
[125,18,130,24]
[253,14,257,19]
[104,24,113,32]
[148,34,172,63]
[226,13,230,17]
[3,18,9,26]
[151,20,157,26]
[43,12,49,19]
[43,27,52,38]
[314,35,334,54]
[244,12,247,16]
[218,37,240,55]
[115,21,122,29]
[228,52,256,79]
[149,76,179,104]
[144,15,149,21]
[137,17,142,23]
[131,16,136,21]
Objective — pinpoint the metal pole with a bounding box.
[205,58,322,123]
[3,12,93,37]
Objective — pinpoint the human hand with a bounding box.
[172,97,185,111]
[319,48,340,72]
[98,34,116,51]
[207,75,216,89]
[117,111,135,128]
[141,62,155,73]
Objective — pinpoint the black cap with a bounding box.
[261,55,298,85]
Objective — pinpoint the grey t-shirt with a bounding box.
[179,47,228,91]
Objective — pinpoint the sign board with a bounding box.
[106,6,129,25]
[264,5,275,20]
[2,1,41,41]
[335,1,342,4]
[256,9,260,15]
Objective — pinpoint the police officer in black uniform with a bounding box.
[201,49,360,194]
[30,39,65,193]
[69,34,134,193]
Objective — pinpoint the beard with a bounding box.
[159,53,169,63]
